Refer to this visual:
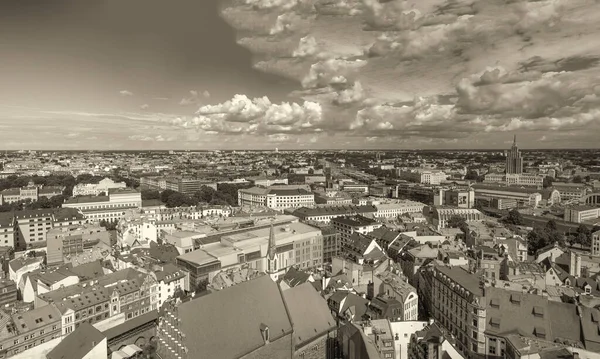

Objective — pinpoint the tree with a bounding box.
[574,224,592,247]
[545,219,558,232]
[160,189,178,203]
[141,189,161,200]
[505,209,523,226]
[543,176,554,188]
[573,175,583,183]
[464,170,479,181]
[447,216,466,229]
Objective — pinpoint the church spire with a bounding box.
[267,224,276,261]
[513,134,517,146]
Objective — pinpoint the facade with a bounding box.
[431,208,483,229]
[505,135,523,174]
[592,230,600,256]
[62,188,142,223]
[552,182,588,203]
[0,183,64,205]
[375,201,426,219]
[331,215,383,247]
[72,178,126,197]
[155,263,188,308]
[0,214,15,248]
[141,176,217,194]
[563,206,600,223]
[0,303,63,359]
[408,321,464,359]
[238,186,315,210]
[471,184,542,208]
[430,266,486,357]
[35,268,159,333]
[176,221,323,286]
[292,205,377,224]
[400,170,448,185]
[434,189,476,209]
[484,174,543,188]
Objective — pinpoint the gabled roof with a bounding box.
[46,322,106,359]
[177,275,293,359]
[282,267,312,288]
[283,283,336,348]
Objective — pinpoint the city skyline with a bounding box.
[1,0,600,150]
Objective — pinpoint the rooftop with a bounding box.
[46,322,106,359]
[435,265,482,296]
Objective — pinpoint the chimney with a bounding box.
[260,324,270,344]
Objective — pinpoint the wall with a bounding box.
[93,312,126,332]
[294,333,335,359]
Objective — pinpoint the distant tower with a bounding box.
[266,224,279,282]
[505,134,523,174]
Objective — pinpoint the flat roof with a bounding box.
[65,196,110,204]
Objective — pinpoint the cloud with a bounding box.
[65,133,80,138]
[119,90,133,96]
[268,133,290,142]
[180,90,210,106]
[140,104,150,110]
[169,94,323,134]
[302,59,367,88]
[243,0,300,10]
[334,81,366,105]
[128,134,169,142]
[270,13,311,35]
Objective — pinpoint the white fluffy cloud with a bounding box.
[243,0,299,10]
[334,81,365,105]
[119,90,133,96]
[140,104,149,110]
[170,94,323,135]
[302,59,367,88]
[129,134,167,142]
[179,90,210,106]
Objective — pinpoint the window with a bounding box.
[490,346,496,354]
[13,340,18,345]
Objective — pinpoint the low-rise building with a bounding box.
[154,263,188,308]
[292,205,377,224]
[408,321,464,359]
[46,225,109,266]
[62,188,142,223]
[238,186,315,210]
[563,206,600,224]
[431,207,483,229]
[0,182,64,205]
[45,322,107,359]
[471,184,543,208]
[374,201,426,219]
[0,279,18,308]
[552,182,589,203]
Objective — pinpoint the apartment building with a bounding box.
[11,209,86,251]
[176,222,323,286]
[238,186,315,210]
[292,205,377,224]
[563,206,600,223]
[0,303,63,359]
[140,176,217,194]
[0,213,15,248]
[62,188,142,223]
[484,174,543,188]
[0,183,64,205]
[0,280,18,308]
[154,264,189,308]
[592,230,600,256]
[72,178,126,197]
[35,268,159,333]
[331,215,382,246]
[408,321,464,359]
[248,176,288,187]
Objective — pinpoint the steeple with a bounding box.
[267,224,276,261]
[513,134,517,146]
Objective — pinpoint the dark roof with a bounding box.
[64,196,109,204]
[283,283,336,348]
[435,265,482,296]
[148,242,180,264]
[103,310,158,340]
[282,267,312,288]
[484,287,581,346]
[269,188,312,196]
[53,208,85,222]
[142,199,165,207]
[0,212,13,228]
[69,261,105,280]
[293,205,377,218]
[331,215,378,227]
[47,322,106,359]
[579,306,600,352]
[177,275,293,359]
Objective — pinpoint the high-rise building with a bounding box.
[505,135,523,174]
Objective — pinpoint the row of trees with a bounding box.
[0,194,67,213]
[141,183,252,208]
[0,173,137,197]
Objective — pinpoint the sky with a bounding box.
[1,0,600,150]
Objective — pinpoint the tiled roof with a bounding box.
[293,205,376,217]
[435,265,482,296]
[283,283,336,348]
[177,275,293,359]
[46,322,106,359]
[282,267,312,288]
[11,303,61,334]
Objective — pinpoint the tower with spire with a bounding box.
[506,134,523,174]
[266,224,279,282]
